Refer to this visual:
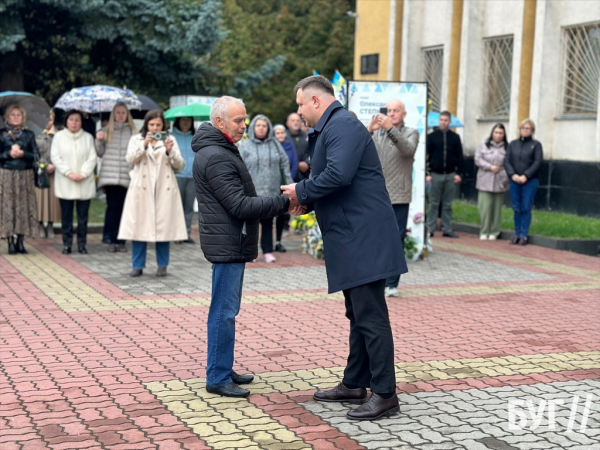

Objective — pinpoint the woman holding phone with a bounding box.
[118,109,187,277]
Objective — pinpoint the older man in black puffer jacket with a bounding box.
[192,96,290,398]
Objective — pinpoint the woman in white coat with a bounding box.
[51,110,97,254]
[118,109,187,277]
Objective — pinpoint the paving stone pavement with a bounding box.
[1,228,599,450]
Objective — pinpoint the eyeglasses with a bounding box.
[520,126,532,130]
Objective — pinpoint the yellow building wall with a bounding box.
[354,0,392,80]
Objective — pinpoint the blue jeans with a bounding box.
[207,262,245,388]
[386,203,409,288]
[131,241,170,269]
[509,178,539,238]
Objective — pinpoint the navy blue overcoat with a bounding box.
[295,101,407,293]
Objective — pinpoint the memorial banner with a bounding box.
[348,81,428,260]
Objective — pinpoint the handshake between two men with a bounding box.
[280,183,307,216]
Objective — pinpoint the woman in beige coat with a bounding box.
[118,109,187,277]
[51,110,98,254]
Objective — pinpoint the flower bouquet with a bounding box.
[295,212,324,259]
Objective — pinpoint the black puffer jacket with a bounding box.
[0,128,40,170]
[504,136,543,179]
[192,123,290,263]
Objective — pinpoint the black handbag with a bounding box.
[33,157,50,189]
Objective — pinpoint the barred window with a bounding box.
[422,46,443,111]
[481,36,513,117]
[561,22,600,115]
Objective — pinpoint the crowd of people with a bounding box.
[0,76,546,422]
[0,92,543,263]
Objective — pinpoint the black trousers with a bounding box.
[275,213,290,241]
[342,278,396,393]
[260,217,273,253]
[59,199,90,248]
[103,185,127,244]
[385,203,409,288]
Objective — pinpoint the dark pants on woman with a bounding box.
[385,204,409,288]
[104,185,127,244]
[509,178,539,239]
[275,213,290,241]
[342,278,396,394]
[260,217,274,253]
[59,199,90,248]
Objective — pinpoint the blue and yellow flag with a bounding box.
[332,70,347,107]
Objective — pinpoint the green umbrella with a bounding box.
[164,103,211,121]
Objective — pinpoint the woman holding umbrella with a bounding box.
[118,110,187,277]
[35,110,61,239]
[95,102,138,253]
[0,104,40,254]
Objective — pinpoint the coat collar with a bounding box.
[313,100,343,133]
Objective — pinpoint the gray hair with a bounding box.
[210,96,245,125]
[273,124,286,132]
[519,118,536,133]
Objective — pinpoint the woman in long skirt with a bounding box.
[0,104,39,254]
[35,110,61,238]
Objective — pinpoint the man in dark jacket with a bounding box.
[426,111,464,238]
[285,113,310,182]
[191,96,290,398]
[281,76,407,421]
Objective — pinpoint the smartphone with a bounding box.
[152,131,168,141]
[379,107,388,115]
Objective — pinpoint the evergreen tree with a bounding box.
[0,0,225,104]
[200,0,355,123]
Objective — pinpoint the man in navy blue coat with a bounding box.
[281,75,407,421]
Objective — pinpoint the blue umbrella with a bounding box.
[54,85,142,114]
[427,111,464,129]
[0,91,51,135]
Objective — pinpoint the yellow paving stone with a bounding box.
[237,423,282,433]
[12,245,597,315]
[148,380,308,450]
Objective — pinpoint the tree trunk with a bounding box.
[0,52,25,91]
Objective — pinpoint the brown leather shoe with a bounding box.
[313,383,367,404]
[347,393,399,421]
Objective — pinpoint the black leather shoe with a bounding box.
[62,246,72,254]
[443,232,459,238]
[183,238,195,244]
[206,382,250,398]
[347,393,399,421]
[275,243,286,252]
[519,237,528,246]
[130,269,143,277]
[231,371,254,385]
[78,246,88,254]
[313,383,367,404]
[510,236,520,245]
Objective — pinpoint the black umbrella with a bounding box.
[129,94,162,119]
[0,91,51,135]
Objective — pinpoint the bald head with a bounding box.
[386,99,407,127]
[287,113,301,132]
